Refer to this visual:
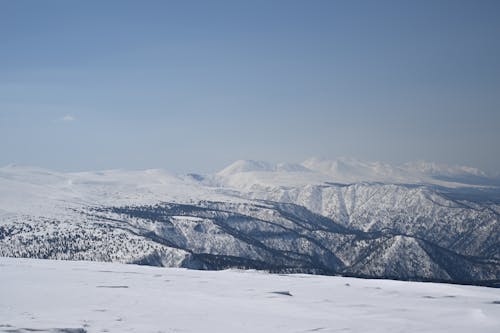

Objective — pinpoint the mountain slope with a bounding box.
[0,160,499,286]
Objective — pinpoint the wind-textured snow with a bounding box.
[1,257,499,333]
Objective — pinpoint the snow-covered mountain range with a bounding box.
[1,158,499,286]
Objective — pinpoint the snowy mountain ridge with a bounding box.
[217,157,494,188]
[0,159,499,286]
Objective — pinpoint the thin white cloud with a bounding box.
[61,114,76,122]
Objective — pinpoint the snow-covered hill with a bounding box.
[1,257,499,333]
[0,159,499,286]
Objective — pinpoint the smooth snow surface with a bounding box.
[1,258,499,333]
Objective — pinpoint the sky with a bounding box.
[1,0,499,174]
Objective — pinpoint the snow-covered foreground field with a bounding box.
[1,258,499,333]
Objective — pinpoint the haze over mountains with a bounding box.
[1,158,499,286]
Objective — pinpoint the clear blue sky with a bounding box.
[1,0,499,173]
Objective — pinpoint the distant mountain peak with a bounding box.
[213,157,496,188]
[403,160,488,177]
[301,157,491,185]
[217,160,274,176]
[217,160,310,177]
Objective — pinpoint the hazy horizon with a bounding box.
[2,156,498,180]
[1,1,499,174]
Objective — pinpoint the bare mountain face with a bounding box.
[0,159,499,286]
